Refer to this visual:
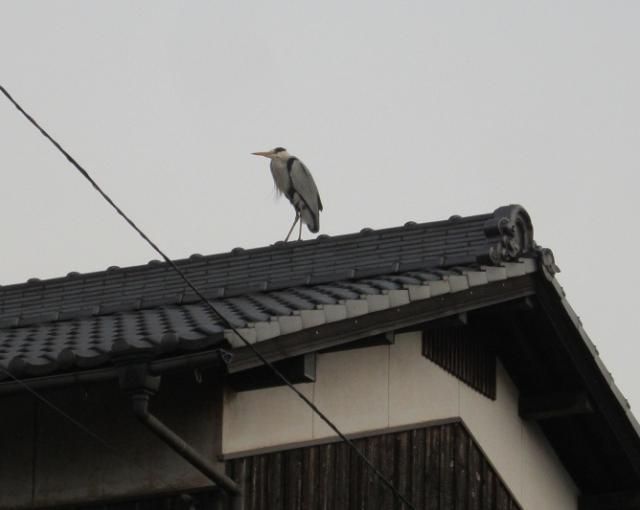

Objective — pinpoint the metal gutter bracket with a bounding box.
[117,355,242,509]
[119,361,161,396]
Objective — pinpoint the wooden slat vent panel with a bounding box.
[423,326,497,399]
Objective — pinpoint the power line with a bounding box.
[0,85,416,510]
[0,366,124,457]
[0,365,196,493]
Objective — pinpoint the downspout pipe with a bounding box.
[118,361,242,509]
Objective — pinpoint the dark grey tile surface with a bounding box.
[0,206,535,381]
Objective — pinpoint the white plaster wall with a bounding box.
[223,383,314,452]
[222,332,578,509]
[313,345,389,438]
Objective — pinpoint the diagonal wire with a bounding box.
[0,365,196,493]
[0,365,124,455]
[0,85,416,510]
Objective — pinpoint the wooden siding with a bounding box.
[423,326,496,399]
[59,422,521,510]
[226,421,521,510]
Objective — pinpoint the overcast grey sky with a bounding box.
[1,1,639,413]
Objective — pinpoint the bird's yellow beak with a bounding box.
[252,151,274,158]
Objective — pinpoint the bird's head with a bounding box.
[252,147,290,160]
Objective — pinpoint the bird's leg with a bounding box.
[284,212,300,242]
[298,217,303,241]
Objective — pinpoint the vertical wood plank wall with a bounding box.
[423,327,497,399]
[65,422,522,510]
[226,421,521,510]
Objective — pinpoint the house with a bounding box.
[1,204,639,509]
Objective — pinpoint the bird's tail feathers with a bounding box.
[300,207,320,233]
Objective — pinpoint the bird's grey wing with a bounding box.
[289,158,322,232]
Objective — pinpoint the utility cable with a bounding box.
[0,366,125,457]
[0,85,416,510]
[0,365,196,493]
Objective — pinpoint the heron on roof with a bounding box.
[252,147,323,242]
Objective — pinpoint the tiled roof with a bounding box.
[4,202,640,496]
[0,205,540,381]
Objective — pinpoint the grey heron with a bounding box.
[252,147,323,242]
